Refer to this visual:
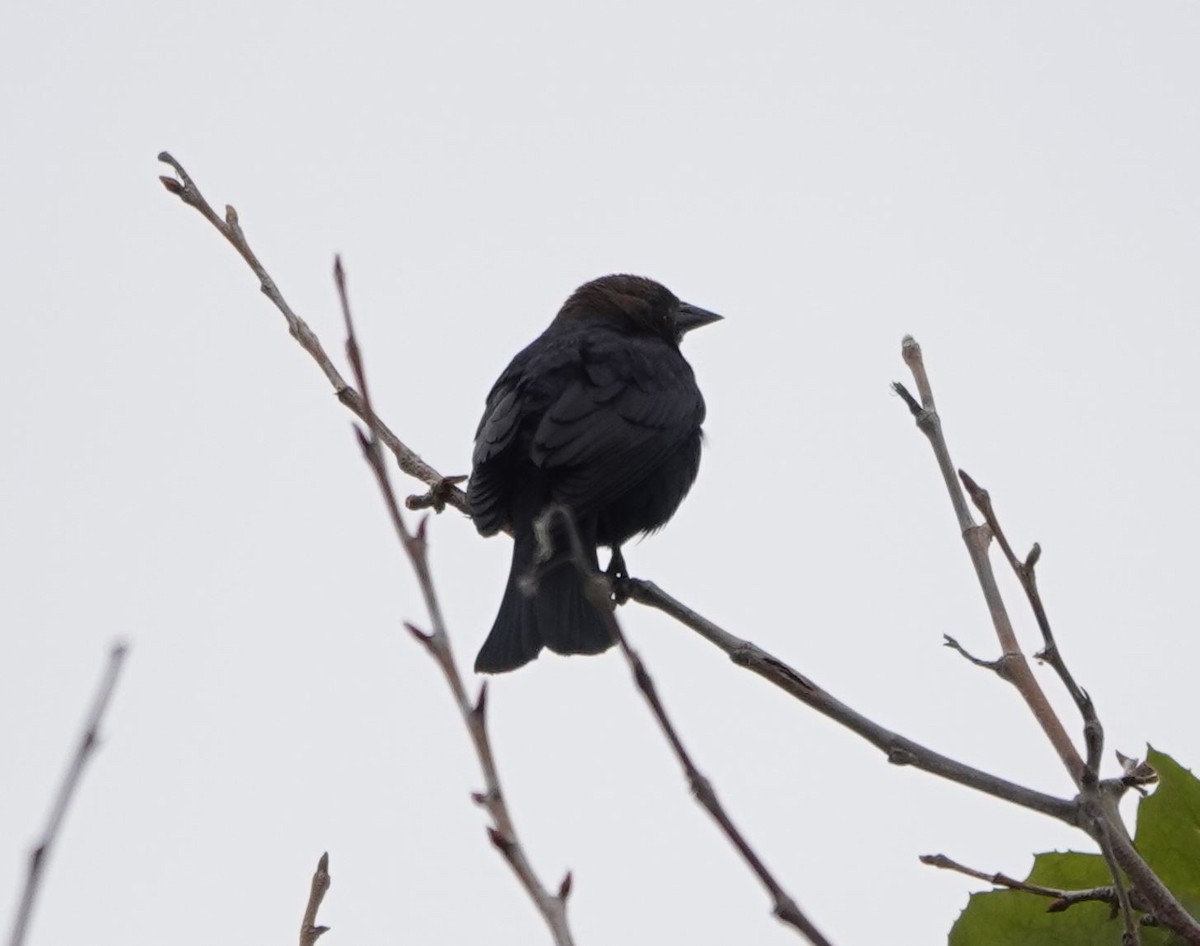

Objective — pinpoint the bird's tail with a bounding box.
[474,526,614,674]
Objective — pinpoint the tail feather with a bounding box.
[474,528,614,674]
[536,545,613,657]
[474,563,544,673]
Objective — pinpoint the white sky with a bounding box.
[3,2,1199,944]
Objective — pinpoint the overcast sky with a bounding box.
[4,3,1199,944]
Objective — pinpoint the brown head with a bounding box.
[555,274,722,345]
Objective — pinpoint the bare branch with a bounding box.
[1085,806,1200,943]
[920,853,1143,916]
[334,260,574,945]
[958,469,1104,779]
[898,337,1200,944]
[624,579,1078,823]
[299,852,332,946]
[156,153,467,515]
[537,507,832,945]
[1090,819,1140,946]
[896,336,1085,785]
[8,642,129,946]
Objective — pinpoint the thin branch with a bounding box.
[334,260,574,946]
[8,642,129,946]
[1086,804,1200,943]
[299,852,332,946]
[539,508,832,946]
[895,335,1086,786]
[920,853,1144,916]
[156,152,467,515]
[942,634,1009,675]
[958,470,1104,779]
[1091,819,1140,946]
[623,579,1078,824]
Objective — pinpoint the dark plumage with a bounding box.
[469,274,720,673]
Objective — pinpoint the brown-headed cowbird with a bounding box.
[469,274,721,673]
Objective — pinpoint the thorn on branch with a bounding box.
[487,826,515,854]
[558,871,573,900]
[403,621,432,644]
[473,681,489,719]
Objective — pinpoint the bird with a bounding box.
[468,273,721,673]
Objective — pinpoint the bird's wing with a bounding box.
[468,372,529,534]
[473,384,524,466]
[530,334,704,515]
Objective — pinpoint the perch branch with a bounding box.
[8,642,129,946]
[623,579,1077,823]
[156,152,467,515]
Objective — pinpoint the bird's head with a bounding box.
[557,274,722,345]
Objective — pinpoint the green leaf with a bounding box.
[947,748,1200,946]
[1135,748,1200,921]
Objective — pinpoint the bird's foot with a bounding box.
[607,548,631,604]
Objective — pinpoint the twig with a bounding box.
[299,852,332,946]
[539,508,832,946]
[334,260,574,945]
[8,642,129,946]
[895,335,1085,785]
[156,153,468,515]
[941,634,1008,675]
[920,853,1141,915]
[957,470,1104,779]
[1091,819,1140,945]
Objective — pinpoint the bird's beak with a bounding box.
[676,302,724,334]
